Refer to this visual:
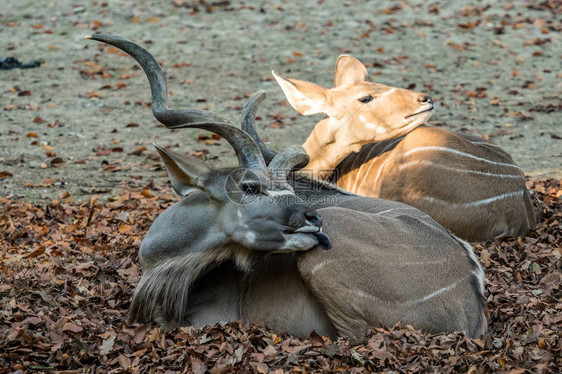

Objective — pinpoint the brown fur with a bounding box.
[274,55,535,241]
[337,126,535,240]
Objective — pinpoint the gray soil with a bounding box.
[1,0,560,203]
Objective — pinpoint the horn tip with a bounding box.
[84,35,92,39]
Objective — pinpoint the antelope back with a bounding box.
[336,126,536,241]
[274,55,535,241]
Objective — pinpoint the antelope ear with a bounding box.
[273,71,329,116]
[334,55,368,87]
[153,142,210,196]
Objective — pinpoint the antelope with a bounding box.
[88,34,487,343]
[273,56,536,241]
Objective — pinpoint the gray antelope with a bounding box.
[273,56,535,241]
[88,34,487,343]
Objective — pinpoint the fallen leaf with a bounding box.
[26,246,45,258]
[99,333,116,356]
[0,171,13,179]
[62,323,83,333]
[118,224,133,234]
[43,177,55,186]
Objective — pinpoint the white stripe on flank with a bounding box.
[398,160,521,179]
[356,137,403,193]
[350,142,380,193]
[403,146,521,169]
[353,289,382,302]
[404,278,464,306]
[310,259,335,275]
[421,190,525,207]
[369,158,391,192]
[374,207,419,216]
[352,276,466,307]
[400,258,448,266]
[471,141,503,148]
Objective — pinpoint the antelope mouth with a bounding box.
[404,105,435,119]
[294,226,332,250]
[294,226,321,233]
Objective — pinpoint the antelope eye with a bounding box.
[242,183,262,195]
[358,95,373,103]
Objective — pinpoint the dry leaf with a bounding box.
[62,323,83,333]
[118,224,133,233]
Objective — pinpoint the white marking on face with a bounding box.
[245,231,256,245]
[379,88,396,97]
[267,190,294,197]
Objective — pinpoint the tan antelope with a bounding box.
[89,34,486,343]
[273,56,536,241]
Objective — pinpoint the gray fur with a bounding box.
[89,34,487,342]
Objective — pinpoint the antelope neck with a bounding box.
[302,123,363,179]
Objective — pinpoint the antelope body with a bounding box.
[89,34,486,343]
[274,56,535,241]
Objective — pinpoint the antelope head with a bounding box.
[152,129,331,255]
[273,55,434,173]
[86,34,332,256]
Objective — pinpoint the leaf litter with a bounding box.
[0,179,560,372]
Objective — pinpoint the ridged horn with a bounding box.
[269,145,310,171]
[241,90,277,164]
[86,34,265,169]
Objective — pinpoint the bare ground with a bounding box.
[1,0,561,203]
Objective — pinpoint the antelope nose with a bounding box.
[304,211,323,227]
[418,95,433,104]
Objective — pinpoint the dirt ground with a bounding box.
[1,0,560,203]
